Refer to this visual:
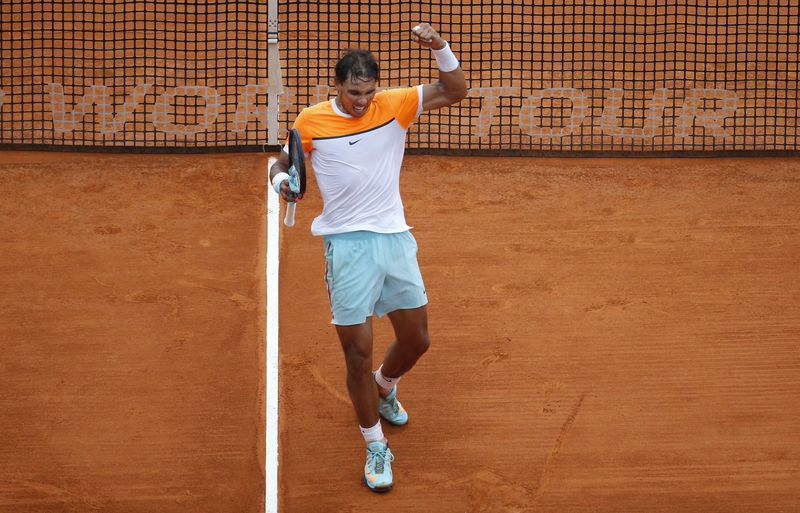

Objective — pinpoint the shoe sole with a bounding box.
[364,477,392,493]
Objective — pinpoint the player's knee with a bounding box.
[413,332,431,356]
[343,344,372,375]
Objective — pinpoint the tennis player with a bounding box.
[270,23,467,493]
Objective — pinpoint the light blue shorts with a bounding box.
[323,230,428,326]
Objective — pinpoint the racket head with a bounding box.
[288,128,306,195]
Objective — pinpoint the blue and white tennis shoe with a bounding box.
[364,441,394,492]
[378,386,409,426]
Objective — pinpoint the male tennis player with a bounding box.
[270,23,467,492]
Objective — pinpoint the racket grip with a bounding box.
[284,202,297,227]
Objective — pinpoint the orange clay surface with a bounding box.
[0,152,266,513]
[1,152,799,513]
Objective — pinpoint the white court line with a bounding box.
[266,157,280,513]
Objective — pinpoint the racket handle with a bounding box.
[284,202,297,227]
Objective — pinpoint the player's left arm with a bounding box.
[412,23,468,112]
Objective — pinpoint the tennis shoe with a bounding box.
[378,386,409,426]
[363,441,394,493]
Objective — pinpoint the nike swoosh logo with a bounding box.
[349,139,363,145]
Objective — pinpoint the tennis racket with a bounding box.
[284,128,307,227]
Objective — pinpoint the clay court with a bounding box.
[1,1,799,512]
[1,151,798,512]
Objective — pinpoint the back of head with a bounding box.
[335,49,380,85]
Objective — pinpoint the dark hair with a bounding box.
[335,49,380,84]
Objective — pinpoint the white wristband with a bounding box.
[271,172,289,194]
[432,42,459,72]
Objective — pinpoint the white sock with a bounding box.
[374,365,400,392]
[360,419,384,443]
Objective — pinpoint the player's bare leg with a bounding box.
[336,319,381,429]
[380,305,431,390]
[336,319,395,492]
[370,306,430,426]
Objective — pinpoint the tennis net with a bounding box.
[1,0,797,155]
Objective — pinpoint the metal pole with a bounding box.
[266,0,282,146]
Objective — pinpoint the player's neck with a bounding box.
[332,96,354,118]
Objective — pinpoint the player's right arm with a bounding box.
[269,146,302,202]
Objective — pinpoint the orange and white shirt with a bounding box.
[290,85,424,236]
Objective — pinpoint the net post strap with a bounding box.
[267,0,282,146]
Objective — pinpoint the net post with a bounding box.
[266,0,283,146]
